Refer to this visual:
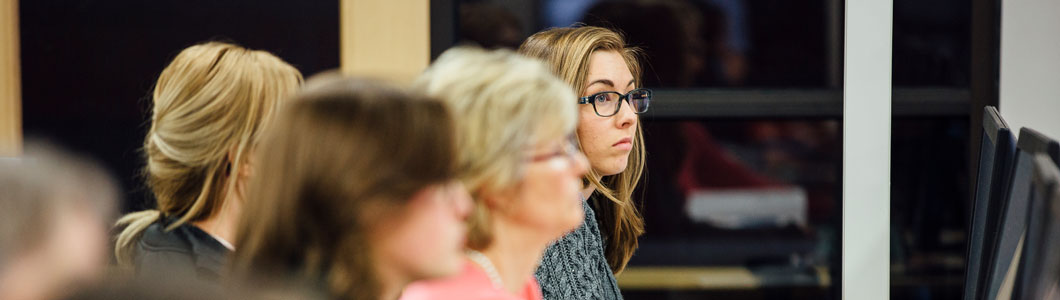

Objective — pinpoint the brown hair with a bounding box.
[519,26,646,274]
[114,42,303,266]
[230,74,459,300]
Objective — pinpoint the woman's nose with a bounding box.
[615,99,637,129]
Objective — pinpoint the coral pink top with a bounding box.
[400,259,543,300]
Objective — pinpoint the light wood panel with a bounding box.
[340,0,430,84]
[0,0,20,156]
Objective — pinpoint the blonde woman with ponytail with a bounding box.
[113,41,302,281]
[519,26,651,300]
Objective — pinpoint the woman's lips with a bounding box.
[613,137,632,150]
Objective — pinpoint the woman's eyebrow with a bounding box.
[587,79,615,88]
[626,79,635,87]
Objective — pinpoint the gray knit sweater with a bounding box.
[534,198,623,300]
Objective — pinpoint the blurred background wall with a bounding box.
[998,0,1060,138]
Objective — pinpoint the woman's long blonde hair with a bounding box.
[519,26,646,274]
[413,47,578,251]
[114,42,303,266]
[231,74,459,300]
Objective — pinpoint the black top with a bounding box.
[133,218,230,281]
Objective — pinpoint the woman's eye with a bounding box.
[595,94,610,103]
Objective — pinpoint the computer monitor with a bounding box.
[983,127,1060,300]
[1012,154,1060,299]
[964,106,1016,300]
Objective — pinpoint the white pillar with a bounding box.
[842,0,892,298]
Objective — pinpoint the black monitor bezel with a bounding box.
[965,105,1015,300]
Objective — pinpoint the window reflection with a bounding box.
[461,0,835,88]
[629,118,839,299]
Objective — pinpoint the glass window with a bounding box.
[457,0,838,88]
[628,118,840,299]
[20,0,340,210]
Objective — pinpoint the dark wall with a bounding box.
[20,0,340,212]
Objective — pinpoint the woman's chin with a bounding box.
[595,161,629,177]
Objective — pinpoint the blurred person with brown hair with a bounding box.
[230,74,472,300]
[400,47,589,300]
[112,41,303,281]
[519,26,650,300]
[0,143,118,300]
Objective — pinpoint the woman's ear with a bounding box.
[477,188,500,210]
[481,184,519,214]
[227,145,255,179]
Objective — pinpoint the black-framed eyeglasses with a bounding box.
[578,88,652,117]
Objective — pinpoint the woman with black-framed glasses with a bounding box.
[520,26,651,300]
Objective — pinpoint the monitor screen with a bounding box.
[1013,154,1060,299]
[984,128,1060,299]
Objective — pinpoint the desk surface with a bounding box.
[617,265,831,290]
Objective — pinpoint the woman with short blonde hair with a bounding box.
[113,41,303,280]
[520,26,651,300]
[400,47,589,300]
